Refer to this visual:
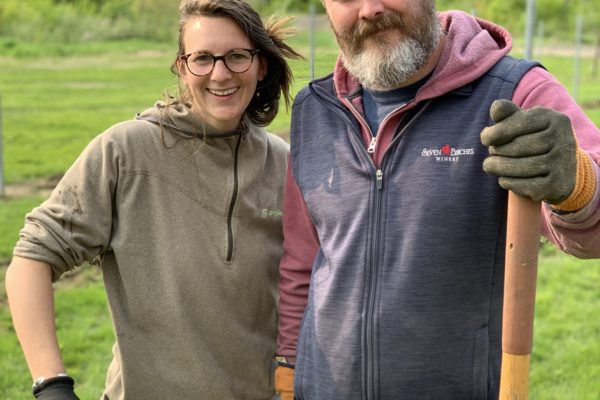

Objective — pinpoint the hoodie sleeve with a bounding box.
[277,162,319,359]
[513,66,600,258]
[13,131,120,281]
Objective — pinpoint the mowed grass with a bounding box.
[1,35,600,398]
[531,247,600,399]
[0,49,336,183]
[1,47,178,183]
[0,267,113,399]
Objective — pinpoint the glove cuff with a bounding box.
[552,148,596,212]
[275,364,295,394]
[32,375,75,396]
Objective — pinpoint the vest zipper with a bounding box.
[341,96,410,160]
[376,169,383,190]
[335,99,386,399]
[226,134,243,262]
[363,169,384,400]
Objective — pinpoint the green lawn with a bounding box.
[1,36,600,398]
[0,267,113,399]
[0,48,178,183]
[530,249,600,399]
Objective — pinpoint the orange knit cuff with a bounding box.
[275,365,295,398]
[552,148,597,212]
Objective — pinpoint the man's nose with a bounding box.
[359,0,385,21]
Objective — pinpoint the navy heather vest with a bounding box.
[289,56,540,400]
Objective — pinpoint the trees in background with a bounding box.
[0,0,180,43]
[0,0,598,50]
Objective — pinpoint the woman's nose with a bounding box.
[210,59,232,81]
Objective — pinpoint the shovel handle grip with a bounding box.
[499,192,541,399]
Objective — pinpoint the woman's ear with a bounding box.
[177,57,188,78]
[257,56,268,81]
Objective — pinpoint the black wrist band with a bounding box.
[32,375,74,395]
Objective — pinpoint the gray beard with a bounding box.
[342,37,434,90]
[340,13,442,91]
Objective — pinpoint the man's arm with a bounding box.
[275,163,319,399]
[277,163,320,362]
[510,66,600,258]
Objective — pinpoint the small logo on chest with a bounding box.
[260,208,283,218]
[421,144,475,162]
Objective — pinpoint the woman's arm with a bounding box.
[5,256,67,379]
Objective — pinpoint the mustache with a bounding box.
[351,14,407,43]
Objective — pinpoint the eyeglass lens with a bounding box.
[186,49,256,76]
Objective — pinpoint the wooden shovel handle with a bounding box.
[499,192,541,399]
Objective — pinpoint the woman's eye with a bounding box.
[229,53,246,60]
[191,54,213,64]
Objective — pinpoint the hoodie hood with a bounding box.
[333,10,513,101]
[135,100,248,139]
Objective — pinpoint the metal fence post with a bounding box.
[309,3,316,81]
[0,94,5,198]
[525,0,536,60]
[573,14,583,102]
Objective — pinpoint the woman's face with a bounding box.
[178,16,267,132]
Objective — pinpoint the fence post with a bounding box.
[0,94,5,198]
[573,14,583,102]
[309,3,316,81]
[525,0,536,60]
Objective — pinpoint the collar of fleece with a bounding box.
[136,100,249,140]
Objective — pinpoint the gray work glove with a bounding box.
[481,99,577,204]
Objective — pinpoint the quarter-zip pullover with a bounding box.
[14,100,289,399]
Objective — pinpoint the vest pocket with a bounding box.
[472,325,490,399]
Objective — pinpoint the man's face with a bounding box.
[324,0,441,90]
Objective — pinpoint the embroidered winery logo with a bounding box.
[260,208,282,218]
[421,144,475,162]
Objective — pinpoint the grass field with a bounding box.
[1,29,600,398]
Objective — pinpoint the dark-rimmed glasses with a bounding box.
[180,48,260,76]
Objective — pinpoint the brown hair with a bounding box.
[171,0,303,127]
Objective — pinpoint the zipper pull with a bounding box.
[367,136,377,154]
[376,169,383,190]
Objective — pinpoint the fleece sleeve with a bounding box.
[13,132,119,281]
[513,66,600,258]
[277,162,320,359]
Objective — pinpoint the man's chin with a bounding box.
[352,46,389,65]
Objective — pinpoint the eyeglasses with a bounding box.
[180,48,260,76]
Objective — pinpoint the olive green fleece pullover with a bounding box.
[13,101,289,399]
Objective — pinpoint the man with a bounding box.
[275,1,600,399]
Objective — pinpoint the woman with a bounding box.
[5,0,302,398]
